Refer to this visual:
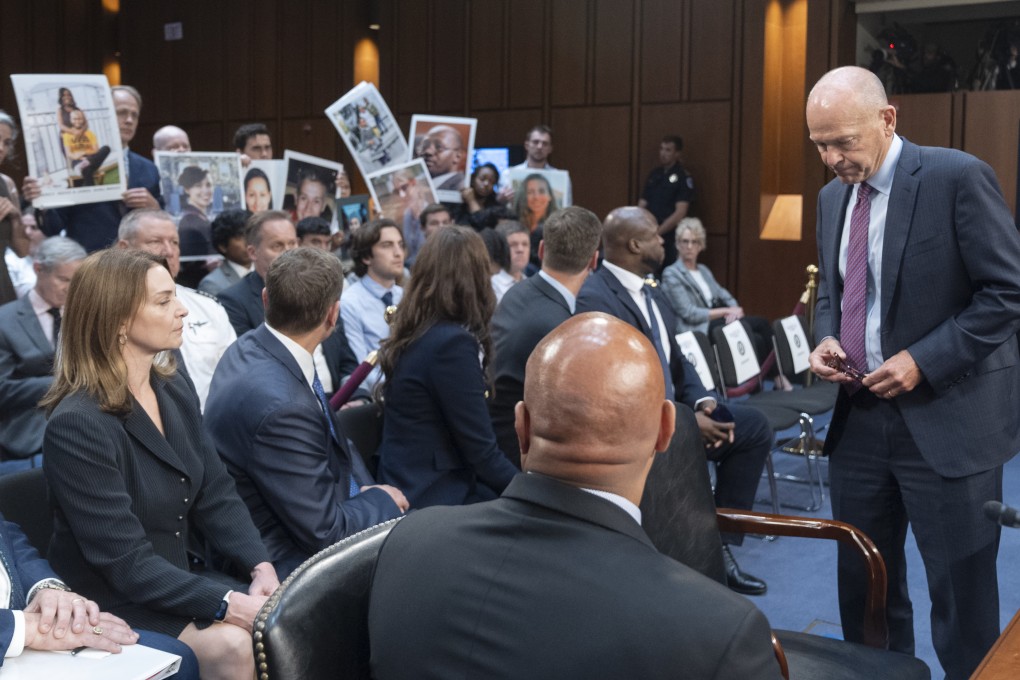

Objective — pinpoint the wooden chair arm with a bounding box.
[716,509,888,649]
[771,631,790,680]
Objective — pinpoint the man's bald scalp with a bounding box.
[808,66,888,113]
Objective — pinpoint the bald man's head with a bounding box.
[806,66,897,185]
[516,312,675,503]
[601,206,665,277]
[152,125,191,155]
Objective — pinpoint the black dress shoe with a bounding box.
[722,545,767,596]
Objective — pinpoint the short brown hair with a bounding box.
[351,219,401,278]
[265,247,343,334]
[42,249,174,415]
[245,210,292,247]
[541,206,601,274]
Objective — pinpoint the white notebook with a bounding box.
[0,642,181,679]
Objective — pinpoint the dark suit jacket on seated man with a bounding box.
[575,206,772,596]
[0,514,199,677]
[490,206,602,467]
[0,237,85,467]
[806,66,1020,679]
[205,247,407,579]
[368,314,781,680]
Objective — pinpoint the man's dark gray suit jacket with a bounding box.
[815,138,1020,477]
[0,295,53,458]
[489,274,571,466]
[368,473,780,680]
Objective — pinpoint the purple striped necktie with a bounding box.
[840,182,873,393]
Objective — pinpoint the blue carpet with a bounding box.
[734,411,1020,677]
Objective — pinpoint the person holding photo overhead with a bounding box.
[243,167,273,213]
[177,165,214,257]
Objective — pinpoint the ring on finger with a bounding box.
[71,598,84,604]
[92,626,103,635]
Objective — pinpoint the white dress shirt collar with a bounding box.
[265,323,316,391]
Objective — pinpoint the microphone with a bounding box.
[983,500,1020,528]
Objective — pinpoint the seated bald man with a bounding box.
[368,313,780,680]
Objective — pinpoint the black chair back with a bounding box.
[336,402,384,477]
[0,468,52,555]
[254,519,399,680]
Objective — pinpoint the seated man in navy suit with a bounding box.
[23,85,162,253]
[205,247,407,579]
[576,206,772,596]
[0,237,85,474]
[0,513,198,677]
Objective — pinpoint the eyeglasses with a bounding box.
[677,239,700,247]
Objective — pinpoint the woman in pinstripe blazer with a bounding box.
[41,249,278,680]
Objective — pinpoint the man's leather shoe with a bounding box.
[722,545,767,595]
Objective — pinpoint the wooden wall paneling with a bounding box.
[279,0,313,118]
[431,0,467,113]
[639,101,733,242]
[549,0,589,107]
[592,0,633,105]
[467,0,505,110]
[250,0,280,122]
[472,109,543,148]
[223,0,254,124]
[961,90,1020,214]
[506,0,545,110]
[551,105,631,220]
[279,118,342,160]
[1,2,33,128]
[63,0,98,76]
[889,93,952,149]
[688,0,733,102]
[173,1,225,124]
[393,1,431,114]
[309,0,343,116]
[185,121,227,154]
[639,0,683,103]
[120,2,175,124]
[29,0,64,73]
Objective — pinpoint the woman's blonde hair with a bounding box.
[41,248,175,416]
[675,216,707,250]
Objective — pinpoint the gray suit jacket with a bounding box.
[661,261,738,334]
[0,296,53,458]
[197,261,243,297]
[815,138,1020,476]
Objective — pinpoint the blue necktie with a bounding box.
[642,281,676,402]
[312,371,360,498]
[381,290,394,307]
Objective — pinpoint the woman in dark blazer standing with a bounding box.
[42,249,278,680]
[376,227,518,508]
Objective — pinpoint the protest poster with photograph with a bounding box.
[242,159,284,213]
[407,114,476,203]
[503,167,572,209]
[365,158,437,225]
[338,195,370,236]
[154,151,244,260]
[10,74,126,208]
[282,150,343,228]
[325,82,407,182]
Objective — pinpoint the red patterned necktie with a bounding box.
[840,182,873,393]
